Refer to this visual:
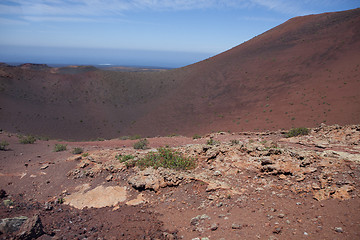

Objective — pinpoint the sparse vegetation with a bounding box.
[136,147,196,170]
[230,139,240,145]
[37,136,49,141]
[193,134,202,139]
[54,144,67,152]
[116,154,135,163]
[285,127,310,138]
[82,153,89,157]
[167,133,178,137]
[130,135,141,140]
[0,140,9,150]
[207,139,220,145]
[18,135,36,144]
[133,139,149,149]
[119,136,130,140]
[72,147,84,154]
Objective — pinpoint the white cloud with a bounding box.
[0,17,28,25]
[1,0,249,17]
[22,16,98,22]
[241,16,280,22]
[129,0,248,11]
[249,0,357,15]
[250,0,309,15]
[0,0,352,24]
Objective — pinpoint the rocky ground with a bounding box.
[0,124,359,239]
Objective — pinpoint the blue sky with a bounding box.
[0,0,359,67]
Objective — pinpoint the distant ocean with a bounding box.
[0,45,215,69]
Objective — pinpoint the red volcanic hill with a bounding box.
[1,8,360,140]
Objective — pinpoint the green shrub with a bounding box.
[90,137,105,142]
[115,154,137,168]
[285,127,309,138]
[82,153,89,157]
[37,136,49,141]
[129,135,141,140]
[116,154,135,163]
[136,147,196,170]
[133,139,149,150]
[193,134,202,139]
[119,136,130,140]
[72,147,83,154]
[124,159,136,168]
[230,139,240,145]
[207,139,220,145]
[0,140,9,150]
[54,144,67,152]
[19,135,36,144]
[167,133,178,137]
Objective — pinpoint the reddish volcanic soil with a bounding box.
[0,9,360,239]
[0,124,360,239]
[0,9,359,140]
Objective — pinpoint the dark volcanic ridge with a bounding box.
[0,8,360,140]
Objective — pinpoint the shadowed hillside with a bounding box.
[0,8,359,140]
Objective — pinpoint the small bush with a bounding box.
[129,135,141,140]
[136,147,196,170]
[207,139,220,145]
[72,147,83,154]
[133,139,149,150]
[193,134,202,139]
[82,153,89,157]
[230,139,240,145]
[37,136,49,141]
[167,133,178,137]
[124,159,136,168]
[19,135,36,144]
[285,127,310,138]
[54,144,67,152]
[0,140,9,150]
[119,136,130,140]
[116,154,135,163]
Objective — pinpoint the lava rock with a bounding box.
[231,223,242,229]
[334,227,344,233]
[0,216,28,234]
[16,214,44,240]
[0,189,6,199]
[210,223,218,231]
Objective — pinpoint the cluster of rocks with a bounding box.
[66,150,127,179]
[173,125,359,202]
[0,190,44,239]
[128,167,187,191]
[64,124,359,203]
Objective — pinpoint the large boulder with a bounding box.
[0,216,28,234]
[16,214,44,240]
[128,167,186,191]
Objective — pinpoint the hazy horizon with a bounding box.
[0,44,214,68]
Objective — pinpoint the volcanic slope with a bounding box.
[0,8,359,140]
